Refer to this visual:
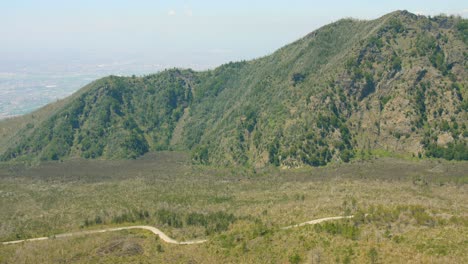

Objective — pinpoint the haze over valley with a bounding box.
[0,56,219,119]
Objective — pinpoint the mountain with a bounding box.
[1,11,467,167]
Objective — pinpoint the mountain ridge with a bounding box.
[1,10,467,167]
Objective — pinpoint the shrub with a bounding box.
[292,73,306,86]
[368,248,378,264]
[391,55,402,71]
[192,145,209,164]
[186,213,208,226]
[456,19,468,43]
[289,253,302,264]
[425,139,468,161]
[314,222,360,240]
[155,209,183,228]
[360,73,375,99]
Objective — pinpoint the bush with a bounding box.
[289,253,302,264]
[415,33,436,55]
[456,19,468,43]
[121,131,149,158]
[360,73,375,99]
[314,222,360,240]
[410,205,435,226]
[292,73,306,86]
[155,209,183,228]
[192,145,209,164]
[186,213,208,226]
[368,248,378,264]
[391,55,402,71]
[430,47,448,74]
[388,18,404,33]
[368,36,383,49]
[341,149,354,163]
[425,141,468,161]
[205,211,236,234]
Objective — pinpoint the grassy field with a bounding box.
[0,152,467,263]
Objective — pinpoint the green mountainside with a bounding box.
[1,11,467,167]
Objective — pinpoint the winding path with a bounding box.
[281,215,354,229]
[2,216,352,246]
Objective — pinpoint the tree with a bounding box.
[192,145,209,164]
[292,73,306,86]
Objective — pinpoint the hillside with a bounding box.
[1,11,467,167]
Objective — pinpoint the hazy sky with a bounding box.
[1,0,467,68]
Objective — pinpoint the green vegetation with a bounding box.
[1,71,195,161]
[0,10,466,264]
[425,141,468,160]
[456,19,468,43]
[314,221,360,240]
[0,153,466,263]
[0,11,466,168]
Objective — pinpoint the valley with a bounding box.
[0,10,466,264]
[0,152,466,263]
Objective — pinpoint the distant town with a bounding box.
[0,60,214,119]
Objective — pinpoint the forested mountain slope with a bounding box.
[1,11,467,167]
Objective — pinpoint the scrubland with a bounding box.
[0,152,466,263]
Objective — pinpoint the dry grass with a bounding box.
[0,152,467,263]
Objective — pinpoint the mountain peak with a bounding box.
[1,11,467,166]
[387,10,417,18]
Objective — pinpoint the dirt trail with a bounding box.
[2,216,352,246]
[281,215,354,229]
